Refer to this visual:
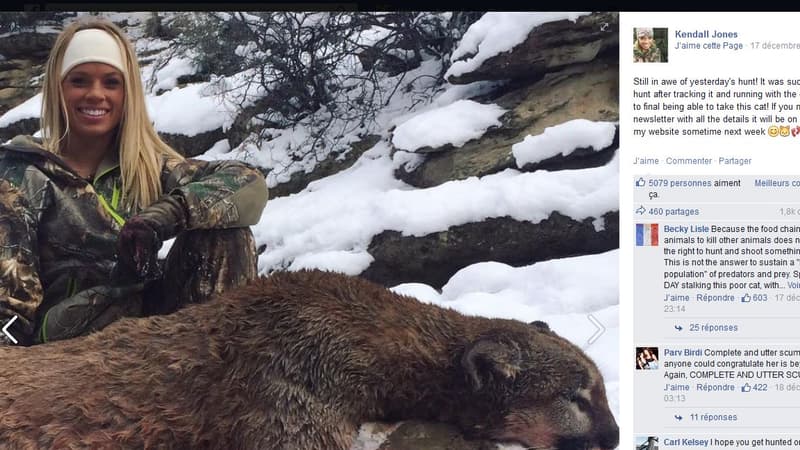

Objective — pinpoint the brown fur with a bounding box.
[0,270,618,450]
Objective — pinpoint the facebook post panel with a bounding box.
[622,12,800,450]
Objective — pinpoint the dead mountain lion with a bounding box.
[0,269,618,450]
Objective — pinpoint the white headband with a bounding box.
[60,29,126,78]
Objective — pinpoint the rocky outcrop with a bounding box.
[392,12,619,188]
[447,12,619,85]
[269,134,381,198]
[0,31,54,117]
[0,117,37,143]
[365,12,621,297]
[0,31,56,61]
[396,59,618,188]
[159,127,226,158]
[362,211,618,289]
[519,125,618,173]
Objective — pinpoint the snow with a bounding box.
[440,251,617,317]
[390,283,442,305]
[223,125,314,186]
[252,142,617,276]
[446,12,591,79]
[357,25,392,47]
[0,13,619,447]
[193,139,231,160]
[352,423,401,450]
[430,80,505,108]
[512,119,617,167]
[288,250,374,275]
[391,100,506,152]
[149,56,198,92]
[0,93,41,128]
[145,83,233,136]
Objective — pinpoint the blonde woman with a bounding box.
[0,18,268,345]
[633,27,662,63]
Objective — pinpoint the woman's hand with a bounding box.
[116,195,188,281]
[117,216,163,280]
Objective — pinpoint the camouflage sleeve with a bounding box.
[633,47,645,62]
[0,179,44,345]
[161,157,268,230]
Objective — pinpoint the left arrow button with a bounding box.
[2,315,19,344]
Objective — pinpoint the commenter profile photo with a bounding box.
[634,27,668,63]
[635,346,659,370]
[636,436,659,450]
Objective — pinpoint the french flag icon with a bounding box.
[636,223,659,246]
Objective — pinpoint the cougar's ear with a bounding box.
[529,320,550,331]
[461,337,522,391]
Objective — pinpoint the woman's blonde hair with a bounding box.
[41,17,184,210]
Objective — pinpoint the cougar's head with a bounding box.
[459,321,618,450]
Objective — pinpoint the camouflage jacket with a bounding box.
[0,135,268,344]
[633,43,662,62]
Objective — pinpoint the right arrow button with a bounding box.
[587,314,605,345]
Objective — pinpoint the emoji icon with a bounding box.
[792,126,800,137]
[769,125,779,137]
[781,125,790,137]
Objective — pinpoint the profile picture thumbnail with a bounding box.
[636,436,659,450]
[634,27,668,63]
[635,346,659,370]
